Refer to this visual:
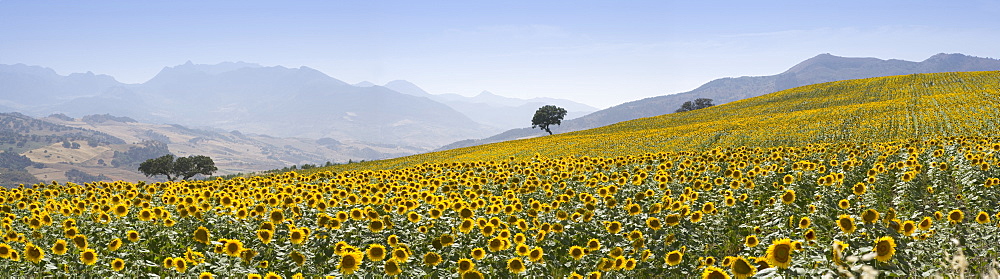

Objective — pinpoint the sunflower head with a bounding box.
[80,248,98,265]
[701,266,730,279]
[367,244,387,261]
[339,252,363,275]
[765,238,794,269]
[111,258,125,272]
[731,255,757,279]
[25,243,44,263]
[665,250,684,266]
[506,257,527,274]
[873,236,897,263]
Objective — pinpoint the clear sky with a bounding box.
[2,0,999,108]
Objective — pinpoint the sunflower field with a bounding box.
[2,71,1000,278]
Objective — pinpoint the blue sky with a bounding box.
[2,0,999,108]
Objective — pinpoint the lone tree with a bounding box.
[138,154,217,181]
[531,105,568,135]
[676,98,714,113]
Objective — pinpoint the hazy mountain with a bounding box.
[382,81,598,129]
[0,62,499,148]
[439,53,1000,150]
[0,64,122,106]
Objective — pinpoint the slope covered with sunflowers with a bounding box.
[2,71,1000,278]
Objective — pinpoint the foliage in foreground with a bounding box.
[1,136,1000,278]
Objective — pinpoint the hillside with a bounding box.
[326,71,1000,171]
[440,53,1000,150]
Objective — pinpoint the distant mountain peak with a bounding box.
[383,80,432,97]
[354,81,376,87]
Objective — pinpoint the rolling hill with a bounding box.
[439,53,1000,150]
[325,70,1000,171]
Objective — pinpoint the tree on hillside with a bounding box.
[676,98,715,113]
[531,105,568,135]
[138,154,217,181]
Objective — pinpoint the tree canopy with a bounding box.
[531,105,568,135]
[138,154,217,181]
[676,98,715,113]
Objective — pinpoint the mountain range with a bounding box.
[437,53,1000,150]
[1,62,594,150]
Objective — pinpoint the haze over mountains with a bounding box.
[1,62,599,150]
[438,53,1000,150]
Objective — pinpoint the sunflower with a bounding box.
[730,256,757,279]
[339,252,363,275]
[744,235,759,247]
[51,239,68,255]
[837,215,856,234]
[138,209,154,221]
[175,258,188,273]
[665,250,684,266]
[225,239,243,257]
[459,219,475,233]
[199,272,213,279]
[782,174,794,184]
[461,270,484,279]
[289,251,306,266]
[948,209,964,224]
[367,244,387,261]
[918,216,933,230]
[270,209,285,224]
[488,237,507,252]
[852,182,866,195]
[71,234,88,249]
[163,257,175,269]
[765,238,793,269]
[457,258,475,273]
[528,247,544,262]
[471,247,486,260]
[569,246,586,260]
[646,217,662,230]
[290,228,308,245]
[248,273,263,279]
[780,190,795,204]
[606,221,622,234]
[25,243,44,263]
[976,211,991,224]
[838,199,850,209]
[9,250,19,262]
[440,234,455,246]
[702,266,730,279]
[861,209,879,224]
[392,247,409,262]
[873,236,896,263]
[111,258,125,272]
[516,244,530,256]
[690,211,704,223]
[80,248,98,265]
[423,252,442,266]
[385,258,403,276]
[257,230,273,244]
[623,258,637,270]
[127,230,140,242]
[803,229,816,242]
[664,214,681,226]
[507,257,527,274]
[901,221,917,236]
[113,204,128,217]
[108,238,123,251]
[193,226,211,245]
[798,217,811,229]
[264,272,282,279]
